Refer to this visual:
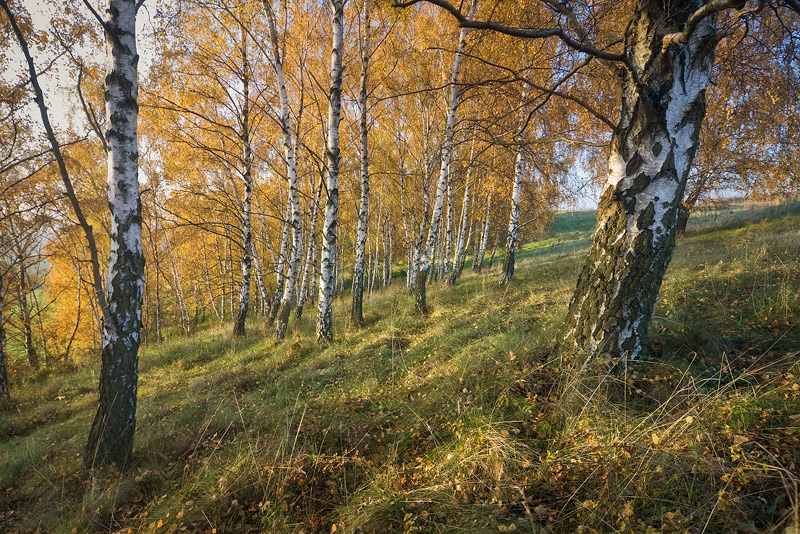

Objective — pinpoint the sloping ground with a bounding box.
[1,203,799,534]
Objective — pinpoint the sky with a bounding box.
[4,0,160,130]
[6,0,603,211]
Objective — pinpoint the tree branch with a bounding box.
[0,0,117,337]
[393,0,644,86]
[661,0,748,51]
[77,64,109,152]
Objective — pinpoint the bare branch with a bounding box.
[0,0,117,337]
[662,0,748,51]
[394,0,644,87]
[77,64,108,152]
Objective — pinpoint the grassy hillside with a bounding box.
[2,203,799,534]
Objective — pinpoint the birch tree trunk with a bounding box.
[317,0,345,343]
[269,200,291,324]
[227,223,235,319]
[163,229,189,334]
[351,0,371,327]
[296,177,322,319]
[234,26,254,338]
[448,143,474,285]
[559,1,717,364]
[399,171,414,289]
[86,0,144,468]
[215,235,227,319]
[0,272,8,399]
[251,247,269,316]
[149,221,165,340]
[487,227,500,268]
[410,161,430,292]
[17,259,38,369]
[474,196,491,272]
[383,214,392,286]
[500,141,524,284]
[444,182,453,278]
[416,0,477,313]
[264,1,303,339]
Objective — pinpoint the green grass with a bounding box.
[2,203,799,534]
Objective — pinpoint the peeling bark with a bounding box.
[86,0,144,468]
[559,1,717,364]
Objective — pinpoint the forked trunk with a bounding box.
[559,1,716,364]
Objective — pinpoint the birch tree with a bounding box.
[233,22,255,338]
[351,0,372,327]
[84,0,144,467]
[296,177,323,320]
[415,0,477,313]
[448,135,476,285]
[500,131,525,284]
[317,0,345,343]
[401,0,796,364]
[0,270,7,399]
[557,2,721,363]
[1,0,144,466]
[263,0,303,339]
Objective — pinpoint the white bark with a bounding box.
[416,0,477,312]
[500,133,525,284]
[86,0,144,468]
[352,0,371,326]
[317,0,345,343]
[296,177,322,319]
[449,140,474,285]
[474,196,491,272]
[500,82,531,284]
[560,8,717,362]
[234,24,254,337]
[444,181,453,277]
[399,170,413,288]
[270,199,291,323]
[264,1,303,339]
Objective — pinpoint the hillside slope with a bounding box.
[2,203,799,534]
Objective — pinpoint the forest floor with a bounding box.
[2,202,800,534]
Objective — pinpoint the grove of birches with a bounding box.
[1,0,799,514]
